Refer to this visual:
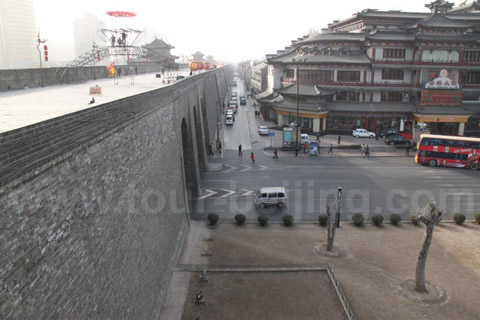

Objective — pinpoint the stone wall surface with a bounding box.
[0,66,233,319]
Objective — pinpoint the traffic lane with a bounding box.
[197,158,480,219]
[191,186,480,221]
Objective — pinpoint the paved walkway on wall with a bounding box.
[0,70,191,133]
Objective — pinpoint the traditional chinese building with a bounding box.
[261,0,480,137]
[138,37,178,70]
[191,51,205,61]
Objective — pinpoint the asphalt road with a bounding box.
[191,77,480,222]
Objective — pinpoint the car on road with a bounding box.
[258,126,269,136]
[225,115,234,126]
[254,187,288,208]
[240,95,246,105]
[378,128,398,138]
[384,135,411,145]
[352,128,376,138]
[232,92,237,97]
[232,80,237,86]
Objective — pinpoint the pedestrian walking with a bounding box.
[250,152,255,164]
[304,142,308,153]
[337,135,341,144]
[361,144,366,157]
[218,141,222,154]
[238,144,242,156]
[328,144,333,154]
[364,145,370,159]
[315,132,320,142]
[208,143,214,156]
[320,130,324,139]
[273,148,278,159]
[406,144,410,156]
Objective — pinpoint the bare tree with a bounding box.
[415,201,443,293]
[326,187,342,252]
[326,204,336,251]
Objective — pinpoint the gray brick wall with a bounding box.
[0,66,233,319]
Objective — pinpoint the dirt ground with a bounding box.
[163,220,480,320]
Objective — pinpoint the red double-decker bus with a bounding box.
[415,134,480,169]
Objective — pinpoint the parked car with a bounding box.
[384,135,411,145]
[379,128,398,138]
[231,92,237,97]
[240,97,246,105]
[225,115,234,126]
[352,128,376,138]
[258,126,269,135]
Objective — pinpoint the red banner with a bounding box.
[421,90,463,106]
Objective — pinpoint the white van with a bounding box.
[300,134,309,145]
[226,115,234,125]
[254,187,288,208]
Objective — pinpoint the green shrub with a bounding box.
[389,213,402,226]
[234,214,246,225]
[318,214,328,227]
[258,215,269,227]
[475,213,480,224]
[452,213,466,225]
[282,215,294,227]
[410,214,420,226]
[371,214,384,227]
[352,213,365,226]
[207,213,219,226]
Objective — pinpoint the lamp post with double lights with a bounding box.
[36,35,47,87]
[292,57,306,156]
[92,43,98,80]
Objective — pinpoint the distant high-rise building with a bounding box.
[73,13,105,59]
[0,0,38,69]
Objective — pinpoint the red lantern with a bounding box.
[44,45,48,62]
[204,62,210,70]
[189,61,199,71]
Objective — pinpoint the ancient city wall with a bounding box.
[0,66,233,319]
[0,63,169,91]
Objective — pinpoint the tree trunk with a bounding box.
[326,204,334,252]
[415,224,434,292]
[414,201,442,293]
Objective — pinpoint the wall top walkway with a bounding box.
[0,70,196,133]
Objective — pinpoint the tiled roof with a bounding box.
[269,51,370,64]
[367,31,415,42]
[298,33,365,44]
[415,34,480,42]
[255,90,276,101]
[412,12,472,29]
[413,106,472,115]
[144,38,173,49]
[275,84,334,97]
[463,102,480,114]
[327,102,415,113]
[272,99,327,112]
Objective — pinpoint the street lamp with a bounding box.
[92,43,98,80]
[292,57,308,156]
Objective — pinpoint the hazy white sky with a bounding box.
[35,0,437,63]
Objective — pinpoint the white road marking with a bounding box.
[198,189,217,199]
[218,188,236,198]
[223,164,237,172]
